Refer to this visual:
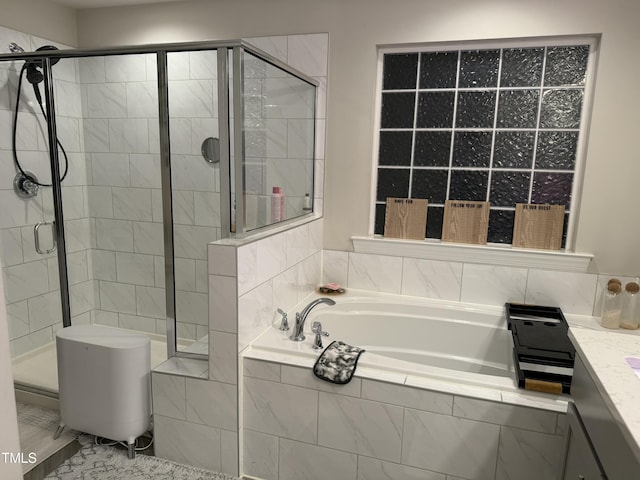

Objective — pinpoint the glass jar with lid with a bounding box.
[601,282,622,329]
[620,282,640,329]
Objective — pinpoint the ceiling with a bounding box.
[51,0,187,8]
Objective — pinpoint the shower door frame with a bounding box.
[0,39,319,361]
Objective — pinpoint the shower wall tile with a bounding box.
[126,82,159,118]
[188,51,218,80]
[56,81,83,118]
[130,154,161,188]
[194,192,220,227]
[105,54,148,82]
[112,187,153,221]
[7,301,30,341]
[69,280,94,316]
[98,280,136,314]
[132,221,163,255]
[4,260,49,303]
[9,326,52,357]
[78,56,106,83]
[64,219,92,253]
[175,257,196,291]
[84,83,127,118]
[115,252,155,286]
[66,251,89,285]
[96,218,134,252]
[0,228,24,267]
[108,119,150,154]
[84,118,111,152]
[174,225,217,260]
[91,153,130,187]
[176,290,209,326]
[87,186,114,218]
[28,291,62,331]
[91,249,116,281]
[135,285,166,319]
[168,80,216,118]
[119,313,157,334]
[0,191,43,229]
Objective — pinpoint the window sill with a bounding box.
[351,236,593,272]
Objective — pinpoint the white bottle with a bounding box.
[280,188,286,221]
[271,187,282,223]
[303,193,312,212]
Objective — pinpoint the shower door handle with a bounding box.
[34,221,57,254]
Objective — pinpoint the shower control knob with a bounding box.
[13,171,39,198]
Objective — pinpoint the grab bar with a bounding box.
[34,221,57,254]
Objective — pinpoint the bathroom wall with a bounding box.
[76,0,640,277]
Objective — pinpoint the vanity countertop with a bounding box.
[568,323,640,460]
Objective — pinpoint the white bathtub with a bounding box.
[250,291,519,391]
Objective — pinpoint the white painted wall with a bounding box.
[0,261,22,479]
[0,0,77,47]
[74,0,640,277]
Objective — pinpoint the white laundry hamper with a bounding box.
[56,325,151,458]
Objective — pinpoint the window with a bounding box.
[372,37,597,249]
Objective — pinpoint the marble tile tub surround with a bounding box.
[323,249,621,316]
[242,356,567,480]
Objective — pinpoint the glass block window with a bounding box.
[373,39,596,248]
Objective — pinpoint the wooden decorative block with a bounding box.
[384,198,428,240]
[442,200,489,244]
[513,204,565,250]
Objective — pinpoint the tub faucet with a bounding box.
[290,297,336,342]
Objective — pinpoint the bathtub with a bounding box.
[250,291,520,391]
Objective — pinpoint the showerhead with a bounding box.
[8,42,25,53]
[24,45,60,86]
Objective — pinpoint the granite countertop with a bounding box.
[568,322,640,459]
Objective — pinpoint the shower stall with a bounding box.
[0,40,317,394]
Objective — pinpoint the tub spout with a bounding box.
[290,297,336,342]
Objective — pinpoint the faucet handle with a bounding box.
[276,308,289,331]
[311,321,329,350]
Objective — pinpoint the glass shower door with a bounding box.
[0,53,71,393]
